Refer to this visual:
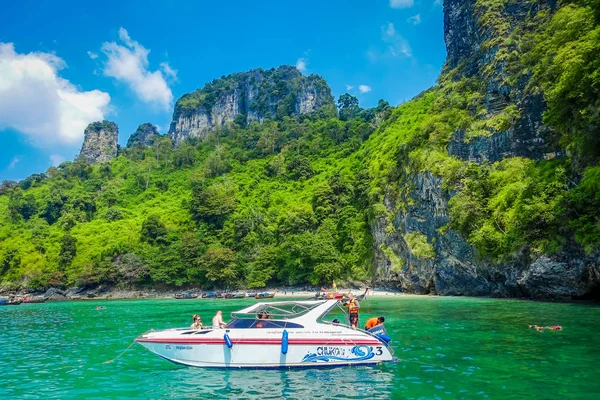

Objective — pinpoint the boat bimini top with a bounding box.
[226,300,345,329]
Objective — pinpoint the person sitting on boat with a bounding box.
[212,310,226,329]
[365,316,385,330]
[190,314,202,330]
[345,295,360,330]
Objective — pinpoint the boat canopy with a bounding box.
[231,300,334,320]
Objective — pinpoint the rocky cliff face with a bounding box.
[168,66,334,145]
[372,0,599,299]
[444,0,560,164]
[127,123,160,148]
[373,173,600,298]
[79,121,118,163]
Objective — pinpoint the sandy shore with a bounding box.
[1,286,407,301]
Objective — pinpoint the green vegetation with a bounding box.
[1,1,598,291]
[0,102,381,290]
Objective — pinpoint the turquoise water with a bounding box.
[1,296,599,399]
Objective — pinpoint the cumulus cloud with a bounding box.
[100,28,173,110]
[358,85,372,94]
[0,43,111,146]
[296,57,307,73]
[408,14,421,25]
[87,51,98,59]
[390,0,414,8]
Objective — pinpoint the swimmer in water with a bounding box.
[529,325,562,331]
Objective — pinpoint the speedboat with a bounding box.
[255,289,277,299]
[135,299,393,368]
[22,296,48,304]
[0,298,22,306]
[174,293,198,299]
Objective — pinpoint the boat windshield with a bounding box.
[231,301,325,320]
[225,319,304,329]
[317,301,349,326]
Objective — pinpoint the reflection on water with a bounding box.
[150,366,395,399]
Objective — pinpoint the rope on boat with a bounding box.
[103,339,136,364]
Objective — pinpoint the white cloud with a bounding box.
[100,28,173,110]
[385,22,396,37]
[358,85,372,94]
[87,51,98,59]
[296,57,307,73]
[382,22,412,57]
[160,62,178,80]
[0,43,111,146]
[345,84,354,91]
[390,0,414,8]
[8,156,21,169]
[50,154,66,166]
[408,14,421,25]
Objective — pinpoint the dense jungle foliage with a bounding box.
[0,0,598,291]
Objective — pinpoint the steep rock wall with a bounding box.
[168,66,334,145]
[79,121,118,163]
[373,0,599,299]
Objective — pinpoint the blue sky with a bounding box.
[0,0,446,181]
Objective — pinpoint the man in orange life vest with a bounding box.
[346,295,360,330]
[365,316,385,330]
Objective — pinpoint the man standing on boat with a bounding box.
[346,294,360,330]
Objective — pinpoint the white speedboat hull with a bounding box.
[136,300,394,368]
[137,332,391,368]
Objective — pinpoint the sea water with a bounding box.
[1,296,599,399]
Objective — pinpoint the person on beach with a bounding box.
[212,310,226,329]
[345,295,360,330]
[365,316,385,330]
[190,314,202,330]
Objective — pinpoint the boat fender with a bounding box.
[281,329,289,354]
[376,333,391,343]
[224,333,233,349]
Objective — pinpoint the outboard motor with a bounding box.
[368,324,391,344]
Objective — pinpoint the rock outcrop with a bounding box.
[79,121,118,163]
[127,123,160,148]
[444,0,560,164]
[168,65,334,145]
[372,0,599,299]
[373,173,600,298]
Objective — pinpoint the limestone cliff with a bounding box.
[127,123,160,148]
[372,0,600,299]
[168,65,334,145]
[79,121,118,163]
[444,0,559,164]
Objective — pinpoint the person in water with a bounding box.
[345,295,360,330]
[365,316,385,330]
[190,314,202,330]
[212,310,226,329]
[529,324,562,331]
